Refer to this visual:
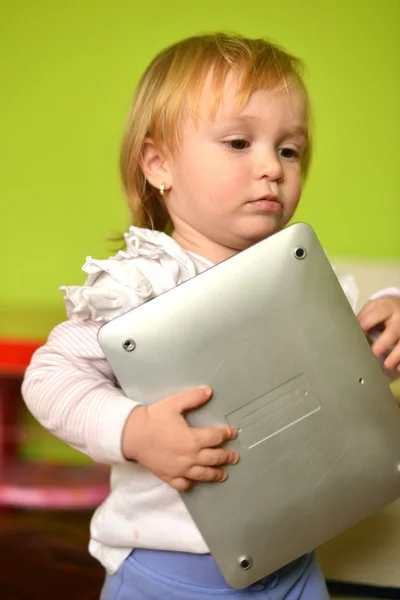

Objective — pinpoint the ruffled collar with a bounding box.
[60,227,215,323]
[123,226,214,270]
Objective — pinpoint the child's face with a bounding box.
[165,73,308,262]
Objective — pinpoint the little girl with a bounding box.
[22,33,400,599]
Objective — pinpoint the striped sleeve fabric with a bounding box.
[21,319,139,464]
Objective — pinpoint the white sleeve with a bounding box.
[21,319,139,464]
[21,255,158,465]
[368,287,400,302]
[332,265,400,311]
[331,265,360,313]
[21,232,189,465]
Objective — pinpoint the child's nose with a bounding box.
[256,152,283,181]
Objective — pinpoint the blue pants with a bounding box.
[100,549,329,599]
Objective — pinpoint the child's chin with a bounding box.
[243,219,286,244]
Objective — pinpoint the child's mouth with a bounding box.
[248,196,283,213]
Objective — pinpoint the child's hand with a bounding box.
[358,296,400,372]
[122,386,239,491]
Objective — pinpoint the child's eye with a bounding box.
[226,139,250,150]
[278,147,300,160]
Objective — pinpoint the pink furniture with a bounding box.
[0,314,109,509]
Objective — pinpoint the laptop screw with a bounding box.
[122,338,136,352]
[293,247,307,260]
[238,556,252,570]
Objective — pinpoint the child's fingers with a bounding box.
[357,301,374,320]
[186,465,228,483]
[357,301,391,332]
[196,447,239,467]
[357,298,386,319]
[169,477,194,492]
[195,425,237,448]
[384,341,400,372]
[371,327,398,358]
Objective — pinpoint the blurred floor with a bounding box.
[0,509,397,599]
[0,509,103,599]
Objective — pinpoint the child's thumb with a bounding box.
[169,386,213,414]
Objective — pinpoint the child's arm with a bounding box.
[22,318,238,488]
[22,318,137,465]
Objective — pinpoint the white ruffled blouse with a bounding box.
[60,227,214,323]
[21,226,396,574]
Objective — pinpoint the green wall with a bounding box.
[1,0,399,463]
[1,0,400,312]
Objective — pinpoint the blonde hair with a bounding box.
[120,32,311,232]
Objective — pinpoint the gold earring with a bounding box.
[159,182,165,196]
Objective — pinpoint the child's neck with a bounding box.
[171,229,240,265]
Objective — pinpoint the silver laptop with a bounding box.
[98,222,400,589]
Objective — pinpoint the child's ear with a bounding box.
[140,138,172,191]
